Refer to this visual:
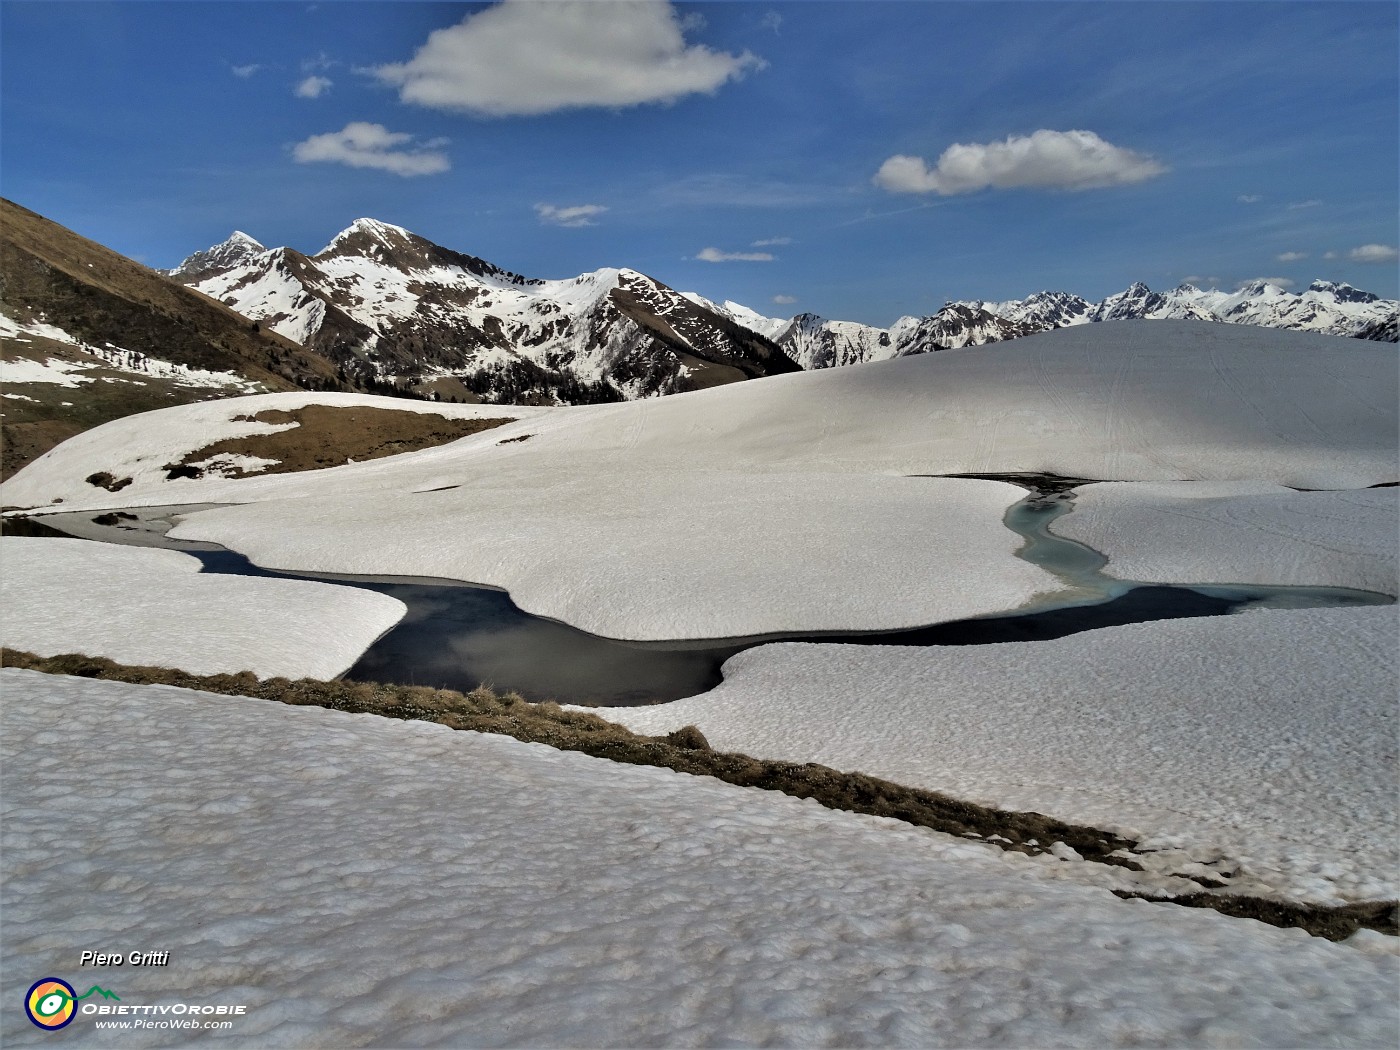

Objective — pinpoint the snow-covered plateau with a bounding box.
[2,671,1396,1049]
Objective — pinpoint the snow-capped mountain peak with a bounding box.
[317,217,414,257]
[165,230,268,283]
[1307,280,1378,304]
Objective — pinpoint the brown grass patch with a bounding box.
[1,420,84,479]
[4,647,1394,942]
[162,405,515,479]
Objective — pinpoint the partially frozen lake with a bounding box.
[10,479,1390,705]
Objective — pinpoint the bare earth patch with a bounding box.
[162,405,515,479]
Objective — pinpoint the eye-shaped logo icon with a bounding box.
[25,978,77,1030]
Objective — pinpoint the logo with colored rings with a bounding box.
[25,978,77,1030]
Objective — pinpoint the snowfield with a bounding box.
[2,321,1393,639]
[603,605,1400,904]
[168,472,1054,639]
[0,538,405,679]
[2,670,1396,1049]
[1054,482,1399,595]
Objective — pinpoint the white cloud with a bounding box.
[374,0,764,116]
[1323,251,1339,260]
[292,122,450,177]
[534,203,608,228]
[231,63,261,78]
[1287,199,1322,210]
[874,129,1166,195]
[696,247,774,262]
[760,11,783,33]
[296,76,333,99]
[1349,243,1399,263]
[772,294,797,304]
[1275,251,1307,262]
[1237,277,1296,290]
[302,51,334,73]
[751,236,791,247]
[1236,194,1262,204]
[1182,275,1222,288]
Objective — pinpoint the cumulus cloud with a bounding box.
[1349,243,1398,263]
[874,130,1166,196]
[231,63,261,78]
[296,75,333,98]
[772,294,797,304]
[292,122,450,177]
[1275,251,1307,262]
[374,0,764,116]
[1323,251,1339,260]
[534,203,608,228]
[1236,194,1262,204]
[751,236,791,247]
[760,11,783,33]
[696,247,774,262]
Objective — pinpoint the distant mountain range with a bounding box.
[3,199,1396,476]
[691,279,1397,370]
[169,219,1398,396]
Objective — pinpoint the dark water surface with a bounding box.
[6,486,1391,705]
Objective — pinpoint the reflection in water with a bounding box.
[4,491,1393,706]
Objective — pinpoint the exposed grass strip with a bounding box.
[3,648,1393,941]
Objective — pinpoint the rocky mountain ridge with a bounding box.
[172,219,799,404]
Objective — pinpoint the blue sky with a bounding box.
[2,1,1396,325]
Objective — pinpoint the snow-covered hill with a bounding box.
[173,220,799,405]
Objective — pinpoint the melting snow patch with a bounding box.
[0,356,95,387]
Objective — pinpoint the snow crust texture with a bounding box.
[3,670,1396,1049]
[1056,482,1399,595]
[0,538,405,679]
[606,606,1400,904]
